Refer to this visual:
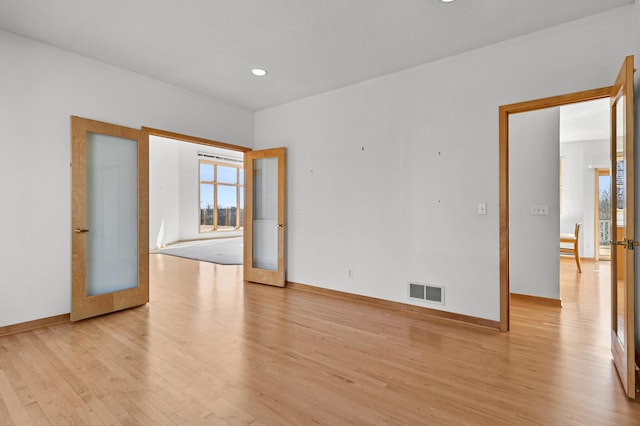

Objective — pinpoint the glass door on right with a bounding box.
[243,147,286,287]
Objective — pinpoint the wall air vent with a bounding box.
[408,281,444,305]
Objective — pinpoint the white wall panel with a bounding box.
[255,6,636,321]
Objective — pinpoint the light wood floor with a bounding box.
[1,256,639,425]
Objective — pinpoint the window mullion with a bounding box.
[236,168,240,229]
[213,164,218,231]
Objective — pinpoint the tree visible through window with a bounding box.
[199,160,244,232]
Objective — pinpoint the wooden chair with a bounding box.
[560,223,582,273]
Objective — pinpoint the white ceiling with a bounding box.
[560,98,611,143]
[0,0,632,111]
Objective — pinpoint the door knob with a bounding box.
[74,228,90,234]
[611,239,640,250]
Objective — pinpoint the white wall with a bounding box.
[149,136,180,248]
[0,29,253,327]
[255,6,636,321]
[179,143,203,241]
[509,108,560,300]
[560,139,610,258]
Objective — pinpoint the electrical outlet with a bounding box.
[530,205,549,215]
[348,269,353,278]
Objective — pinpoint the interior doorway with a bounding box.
[145,127,288,289]
[145,128,250,265]
[507,97,611,308]
[499,87,612,331]
[559,97,612,265]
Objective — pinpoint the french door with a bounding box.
[609,56,636,399]
[71,116,149,321]
[244,147,286,287]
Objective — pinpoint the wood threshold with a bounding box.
[287,281,500,330]
[0,313,70,337]
[511,293,563,307]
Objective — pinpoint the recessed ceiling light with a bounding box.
[251,68,268,77]
[441,0,455,2]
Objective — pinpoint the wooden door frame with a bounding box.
[142,127,252,153]
[499,87,612,331]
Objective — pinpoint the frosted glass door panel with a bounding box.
[614,96,626,346]
[86,132,138,296]
[252,157,278,271]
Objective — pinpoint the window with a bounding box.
[199,160,244,232]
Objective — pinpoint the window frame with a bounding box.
[199,159,244,233]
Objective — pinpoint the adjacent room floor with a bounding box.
[0,256,638,425]
[151,237,243,265]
